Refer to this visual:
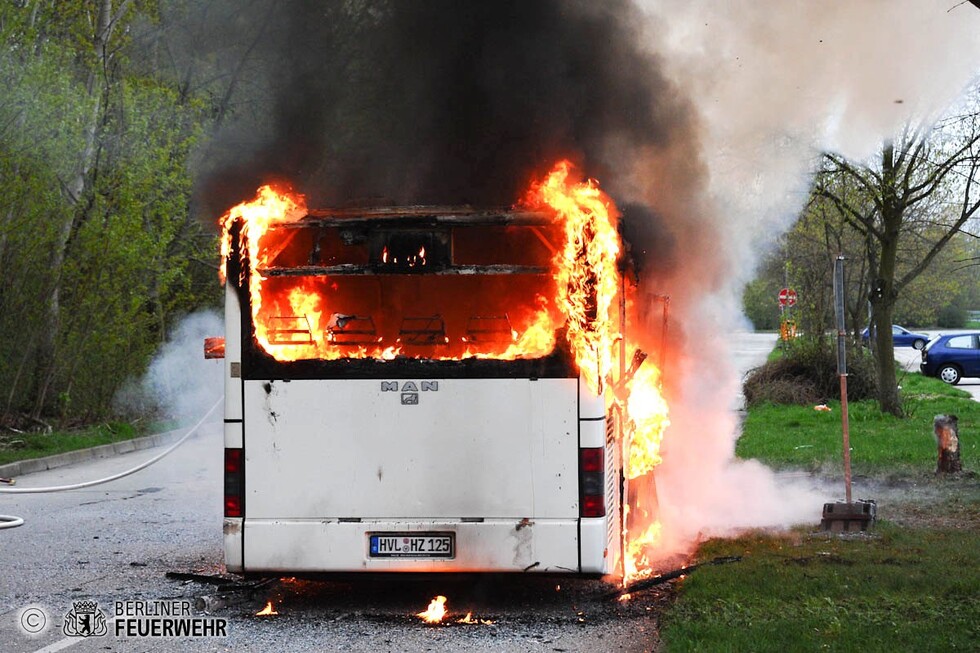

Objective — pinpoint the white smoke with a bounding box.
[628,1,980,553]
[114,311,224,425]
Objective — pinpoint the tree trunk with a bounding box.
[870,298,902,416]
[934,414,962,474]
[32,0,116,418]
[870,144,904,417]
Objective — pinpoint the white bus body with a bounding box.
[221,209,624,575]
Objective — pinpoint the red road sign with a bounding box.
[778,288,798,307]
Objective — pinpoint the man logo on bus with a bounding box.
[381,381,439,405]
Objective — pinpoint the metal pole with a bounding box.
[834,255,853,504]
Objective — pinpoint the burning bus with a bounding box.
[214,162,669,578]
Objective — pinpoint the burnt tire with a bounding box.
[938,364,961,385]
[913,339,926,350]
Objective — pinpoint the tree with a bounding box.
[0,1,218,423]
[817,92,980,415]
[744,176,873,340]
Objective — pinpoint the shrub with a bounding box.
[743,337,878,406]
[936,304,967,328]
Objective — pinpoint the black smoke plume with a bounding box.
[196,0,692,212]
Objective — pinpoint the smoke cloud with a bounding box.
[197,0,694,217]
[114,312,224,425]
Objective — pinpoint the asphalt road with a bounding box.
[0,430,684,649]
[0,419,681,653]
[730,331,778,409]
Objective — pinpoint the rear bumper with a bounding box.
[225,517,611,575]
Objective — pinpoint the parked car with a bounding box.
[920,332,980,385]
[860,324,930,349]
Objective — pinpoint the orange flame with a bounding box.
[219,184,306,285]
[624,519,663,582]
[417,596,448,623]
[525,160,621,394]
[457,612,495,625]
[255,601,278,616]
[527,163,669,582]
[219,185,560,362]
[625,365,670,479]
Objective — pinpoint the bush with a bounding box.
[936,304,967,328]
[743,337,878,406]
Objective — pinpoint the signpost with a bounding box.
[832,260,852,504]
[819,255,875,532]
[778,287,798,307]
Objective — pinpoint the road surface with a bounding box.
[2,431,669,652]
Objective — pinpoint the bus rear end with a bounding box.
[219,203,623,576]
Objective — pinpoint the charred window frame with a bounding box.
[227,210,576,380]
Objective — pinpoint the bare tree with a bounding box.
[818,93,980,415]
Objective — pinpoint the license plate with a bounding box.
[369,532,455,558]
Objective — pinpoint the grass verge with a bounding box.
[661,519,980,651]
[662,371,980,651]
[0,422,147,466]
[737,373,978,473]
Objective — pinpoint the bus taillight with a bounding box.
[579,447,605,518]
[224,448,244,518]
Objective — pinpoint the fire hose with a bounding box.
[0,398,222,529]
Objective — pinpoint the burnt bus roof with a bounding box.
[259,206,556,278]
[274,205,554,229]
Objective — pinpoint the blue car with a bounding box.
[920,332,980,385]
[861,324,930,350]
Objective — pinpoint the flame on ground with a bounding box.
[417,595,448,624]
[457,612,495,625]
[255,601,278,616]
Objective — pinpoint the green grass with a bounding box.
[663,370,980,651]
[661,521,980,652]
[0,422,141,466]
[737,373,979,472]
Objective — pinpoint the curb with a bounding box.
[0,429,185,480]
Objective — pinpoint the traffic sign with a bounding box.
[778,288,798,307]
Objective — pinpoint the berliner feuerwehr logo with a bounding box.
[63,601,108,637]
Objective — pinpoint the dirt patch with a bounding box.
[818,470,980,530]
